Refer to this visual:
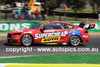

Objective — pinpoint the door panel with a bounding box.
[34,23,70,43]
[41,29,70,43]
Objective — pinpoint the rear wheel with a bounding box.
[21,34,33,46]
[69,36,80,46]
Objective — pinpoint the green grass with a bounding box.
[0,36,7,39]
[0,54,100,63]
[0,17,99,22]
[44,16,99,21]
[56,6,97,13]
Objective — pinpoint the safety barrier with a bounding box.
[0,20,42,33]
[0,20,100,33]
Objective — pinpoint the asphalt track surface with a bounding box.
[0,36,100,58]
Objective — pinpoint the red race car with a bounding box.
[7,21,96,46]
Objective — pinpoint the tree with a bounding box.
[0,0,6,5]
[95,0,100,12]
[39,0,63,14]
[88,0,96,13]
[66,0,86,13]
[88,0,100,13]
[66,0,86,20]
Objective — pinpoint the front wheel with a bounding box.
[21,34,33,46]
[69,36,80,46]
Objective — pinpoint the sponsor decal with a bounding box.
[68,25,73,29]
[41,36,61,43]
[35,31,68,39]
[24,31,32,33]
[83,35,88,38]
[78,28,83,30]
[0,23,30,31]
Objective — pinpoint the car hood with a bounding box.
[9,28,36,33]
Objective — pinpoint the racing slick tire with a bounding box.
[21,34,33,46]
[69,35,80,46]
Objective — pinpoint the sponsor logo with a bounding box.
[83,35,88,38]
[68,25,73,29]
[35,31,68,39]
[78,28,83,30]
[41,36,61,43]
[0,23,30,31]
[24,31,32,33]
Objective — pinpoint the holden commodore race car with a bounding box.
[7,21,96,46]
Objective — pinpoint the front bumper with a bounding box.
[7,33,22,45]
[7,38,21,45]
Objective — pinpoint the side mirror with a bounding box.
[40,27,45,33]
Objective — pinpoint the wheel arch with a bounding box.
[21,33,34,45]
[69,35,82,46]
[70,35,82,42]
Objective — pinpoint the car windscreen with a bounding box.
[30,23,42,29]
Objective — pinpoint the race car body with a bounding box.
[7,21,95,46]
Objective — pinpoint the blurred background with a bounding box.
[0,0,100,21]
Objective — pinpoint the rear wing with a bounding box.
[79,21,96,29]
